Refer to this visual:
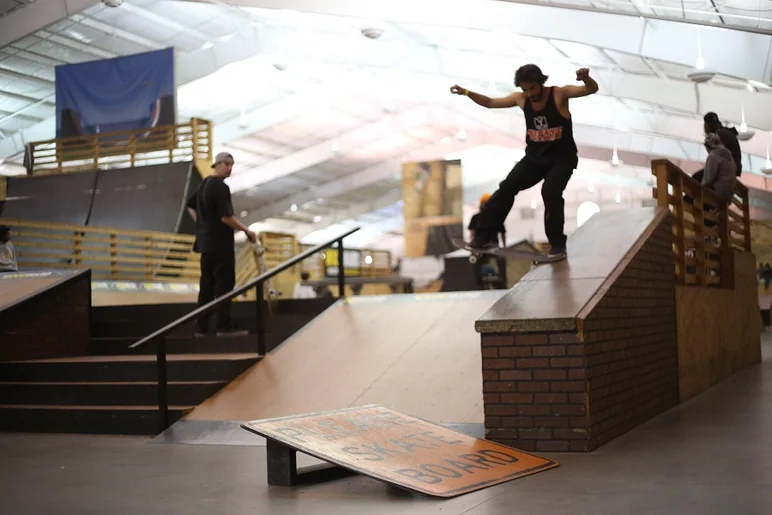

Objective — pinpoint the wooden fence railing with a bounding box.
[651,159,751,288]
[5,218,396,294]
[4,218,200,282]
[299,244,392,278]
[236,236,394,299]
[26,118,213,176]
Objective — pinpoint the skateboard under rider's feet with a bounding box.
[451,238,566,265]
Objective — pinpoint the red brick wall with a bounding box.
[0,273,91,361]
[579,215,678,450]
[480,214,678,452]
[481,331,589,452]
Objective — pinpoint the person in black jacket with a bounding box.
[685,112,743,208]
[186,152,257,337]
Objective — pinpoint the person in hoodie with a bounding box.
[702,132,737,205]
[0,225,18,273]
[702,111,742,177]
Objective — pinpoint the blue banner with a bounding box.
[55,48,175,138]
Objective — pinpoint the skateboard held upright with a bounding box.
[252,241,279,314]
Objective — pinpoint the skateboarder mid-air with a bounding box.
[451,64,598,260]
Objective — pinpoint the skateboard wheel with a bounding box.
[469,255,477,264]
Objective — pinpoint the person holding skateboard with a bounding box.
[451,64,598,260]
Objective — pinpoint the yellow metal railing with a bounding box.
[5,218,199,282]
[26,118,213,176]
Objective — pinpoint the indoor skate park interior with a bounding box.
[1,0,772,513]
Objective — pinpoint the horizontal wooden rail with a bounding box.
[4,218,199,283]
[651,159,751,288]
[25,118,212,176]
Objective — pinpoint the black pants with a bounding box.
[473,155,577,249]
[196,251,236,332]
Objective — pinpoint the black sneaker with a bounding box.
[215,328,249,337]
[548,245,567,259]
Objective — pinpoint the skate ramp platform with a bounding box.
[475,207,665,333]
[473,206,686,452]
[1,171,98,225]
[0,270,91,361]
[0,161,200,234]
[88,161,200,234]
[185,290,506,424]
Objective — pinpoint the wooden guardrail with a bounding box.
[299,244,392,278]
[4,218,200,282]
[26,118,213,176]
[235,235,394,299]
[651,159,751,288]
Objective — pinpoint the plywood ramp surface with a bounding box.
[476,207,667,333]
[0,270,84,311]
[186,291,505,424]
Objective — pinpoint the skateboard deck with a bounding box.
[451,238,564,264]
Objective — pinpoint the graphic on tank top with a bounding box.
[523,87,577,159]
[528,115,563,143]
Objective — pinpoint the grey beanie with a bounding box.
[705,132,723,150]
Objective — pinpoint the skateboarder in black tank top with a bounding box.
[450,64,598,260]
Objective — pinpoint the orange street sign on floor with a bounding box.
[242,404,559,498]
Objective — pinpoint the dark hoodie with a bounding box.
[702,133,736,203]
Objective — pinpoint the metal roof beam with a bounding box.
[0,0,100,48]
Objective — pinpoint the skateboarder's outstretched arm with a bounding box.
[450,85,524,110]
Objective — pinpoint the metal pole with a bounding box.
[256,281,266,355]
[337,239,345,298]
[156,336,169,432]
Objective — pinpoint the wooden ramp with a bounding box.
[186,290,506,424]
[0,270,91,362]
[0,270,85,313]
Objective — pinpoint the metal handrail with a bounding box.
[127,226,360,432]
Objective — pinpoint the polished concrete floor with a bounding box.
[2,335,772,515]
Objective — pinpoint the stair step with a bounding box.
[89,333,291,355]
[90,313,315,339]
[90,297,335,324]
[0,354,260,382]
[0,381,227,406]
[0,405,191,435]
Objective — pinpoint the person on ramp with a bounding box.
[450,64,598,259]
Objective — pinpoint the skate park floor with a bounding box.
[2,334,771,514]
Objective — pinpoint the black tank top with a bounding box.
[523,87,577,161]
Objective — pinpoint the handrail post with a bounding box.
[156,336,169,433]
[256,281,266,355]
[695,186,706,287]
[719,202,733,288]
[742,188,751,251]
[337,238,345,298]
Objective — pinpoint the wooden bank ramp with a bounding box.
[475,207,668,333]
[0,270,88,314]
[185,290,506,424]
[1,270,92,362]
